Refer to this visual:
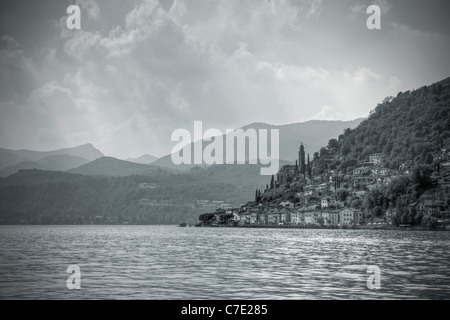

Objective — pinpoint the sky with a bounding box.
[1,0,449,159]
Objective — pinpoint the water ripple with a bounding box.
[0,226,449,299]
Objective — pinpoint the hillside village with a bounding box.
[198,141,450,230]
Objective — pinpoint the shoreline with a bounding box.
[196,224,450,231]
[0,224,448,231]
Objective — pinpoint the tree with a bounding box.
[401,211,412,224]
[351,199,363,209]
[313,152,319,160]
[413,209,423,225]
[339,159,357,171]
[270,175,274,189]
[422,215,438,230]
[391,201,404,226]
[307,154,312,178]
[336,188,349,202]
[317,217,325,227]
[391,212,401,226]
[382,96,394,104]
[424,153,433,165]
[255,189,261,202]
[411,165,433,191]
[319,147,328,158]
[373,206,383,218]
[327,139,339,151]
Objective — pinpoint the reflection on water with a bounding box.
[0,225,449,299]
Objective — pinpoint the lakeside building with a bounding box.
[216,206,365,227]
[322,210,339,226]
[369,153,385,166]
[339,208,364,226]
[353,167,372,176]
[352,176,376,188]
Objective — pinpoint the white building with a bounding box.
[322,211,339,226]
[339,208,355,226]
[321,197,329,209]
[369,153,385,166]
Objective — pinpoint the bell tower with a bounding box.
[299,143,306,177]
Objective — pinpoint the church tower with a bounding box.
[299,143,306,177]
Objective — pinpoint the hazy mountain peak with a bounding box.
[151,119,364,171]
[126,154,159,164]
[68,156,178,176]
[57,143,104,161]
[0,143,104,171]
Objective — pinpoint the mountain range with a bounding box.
[0,154,90,177]
[67,157,178,176]
[151,119,363,171]
[0,119,362,177]
[0,143,104,177]
[126,154,159,164]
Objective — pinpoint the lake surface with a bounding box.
[0,225,449,299]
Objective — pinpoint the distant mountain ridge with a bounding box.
[152,119,364,171]
[126,154,159,164]
[0,154,90,177]
[67,157,178,176]
[242,119,365,161]
[0,143,103,170]
[0,120,363,177]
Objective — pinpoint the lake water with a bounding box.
[0,225,449,300]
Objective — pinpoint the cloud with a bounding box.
[350,3,366,17]
[306,0,323,18]
[4,0,449,158]
[311,105,343,120]
[77,0,100,20]
[374,0,392,14]
[0,36,40,102]
[350,0,392,17]
[2,0,401,156]
[1,34,20,50]
[274,64,397,122]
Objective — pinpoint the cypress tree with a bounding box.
[307,154,312,178]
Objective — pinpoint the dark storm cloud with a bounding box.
[0,0,449,158]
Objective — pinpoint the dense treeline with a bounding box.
[338,77,450,166]
[310,77,450,175]
[362,165,441,226]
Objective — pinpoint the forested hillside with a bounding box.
[0,169,253,225]
[333,77,450,168]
